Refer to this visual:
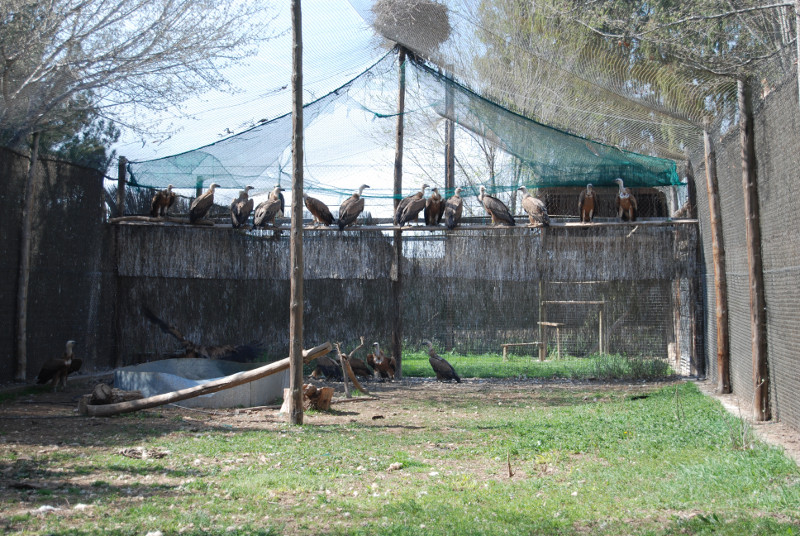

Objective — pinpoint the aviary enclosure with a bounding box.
[2,1,799,436]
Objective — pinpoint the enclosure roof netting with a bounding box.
[127,51,678,196]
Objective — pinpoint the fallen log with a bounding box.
[79,342,332,417]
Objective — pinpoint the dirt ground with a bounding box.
[0,374,798,467]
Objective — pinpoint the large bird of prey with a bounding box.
[303,193,334,226]
[150,184,176,218]
[394,183,429,226]
[614,178,638,222]
[189,183,220,223]
[36,340,82,392]
[444,187,463,229]
[578,183,596,223]
[478,186,515,226]
[253,186,285,229]
[518,186,550,227]
[423,340,460,383]
[424,187,445,226]
[338,184,370,230]
[230,185,255,228]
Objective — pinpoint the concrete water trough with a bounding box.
[114,358,289,409]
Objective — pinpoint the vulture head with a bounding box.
[356,184,370,196]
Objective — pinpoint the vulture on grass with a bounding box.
[423,340,460,383]
[230,185,255,228]
[424,187,445,226]
[614,178,637,222]
[578,183,596,223]
[303,194,334,226]
[189,183,220,223]
[367,342,396,379]
[394,183,429,226]
[444,187,463,229]
[150,185,176,218]
[518,186,550,227]
[338,184,370,230]
[253,186,285,229]
[478,186,515,226]
[36,340,82,392]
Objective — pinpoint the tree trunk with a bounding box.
[738,78,769,421]
[288,0,305,425]
[15,132,40,381]
[116,156,127,217]
[392,47,406,379]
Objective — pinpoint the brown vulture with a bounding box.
[423,340,460,383]
[394,183,429,226]
[338,184,370,230]
[367,342,396,379]
[614,178,638,222]
[348,356,373,378]
[578,183,597,223]
[230,185,254,228]
[303,193,334,226]
[150,184,176,218]
[253,186,285,229]
[518,186,550,227]
[271,184,286,218]
[189,182,220,223]
[311,355,344,380]
[479,186,515,226]
[424,187,445,226]
[444,187,463,229]
[36,340,82,392]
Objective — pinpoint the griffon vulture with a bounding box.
[338,184,370,230]
[423,340,460,383]
[189,183,220,223]
[230,185,254,228]
[395,183,429,227]
[518,186,550,227]
[253,186,285,229]
[578,183,596,223]
[614,178,637,222]
[479,186,515,226]
[367,342,396,379]
[303,194,334,226]
[150,184,176,218]
[444,187,463,229]
[36,340,82,392]
[424,187,445,226]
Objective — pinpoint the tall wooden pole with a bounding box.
[391,47,406,379]
[738,78,770,421]
[684,158,704,377]
[288,0,304,424]
[15,131,40,381]
[116,156,127,217]
[703,120,730,393]
[444,68,455,193]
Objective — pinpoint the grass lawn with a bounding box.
[0,355,798,535]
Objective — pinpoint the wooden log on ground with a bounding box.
[80,343,332,417]
[280,384,335,412]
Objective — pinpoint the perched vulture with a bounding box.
[478,186,515,226]
[36,340,82,392]
[253,186,285,229]
[614,178,638,222]
[189,182,220,223]
[518,186,550,227]
[337,184,370,230]
[444,187,463,229]
[424,187,445,226]
[230,185,255,228]
[423,340,460,383]
[303,193,334,226]
[272,185,286,219]
[578,183,597,223]
[150,184,176,218]
[394,183,429,226]
[367,342,396,379]
[348,356,373,378]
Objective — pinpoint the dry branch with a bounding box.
[335,337,370,395]
[79,343,332,417]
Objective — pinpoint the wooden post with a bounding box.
[703,119,730,393]
[738,78,770,421]
[598,306,604,355]
[116,156,127,218]
[288,0,305,425]
[556,326,561,359]
[796,1,800,113]
[391,46,406,379]
[15,131,40,381]
[444,67,455,193]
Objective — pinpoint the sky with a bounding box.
[113,0,384,164]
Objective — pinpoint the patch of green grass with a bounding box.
[401,350,674,381]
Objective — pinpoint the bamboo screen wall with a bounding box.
[692,74,800,431]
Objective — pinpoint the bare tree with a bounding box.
[0,0,281,147]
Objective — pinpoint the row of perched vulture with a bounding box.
[148,178,638,229]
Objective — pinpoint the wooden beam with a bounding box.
[80,343,332,417]
[392,47,406,380]
[116,156,127,218]
[288,0,305,425]
[738,78,770,421]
